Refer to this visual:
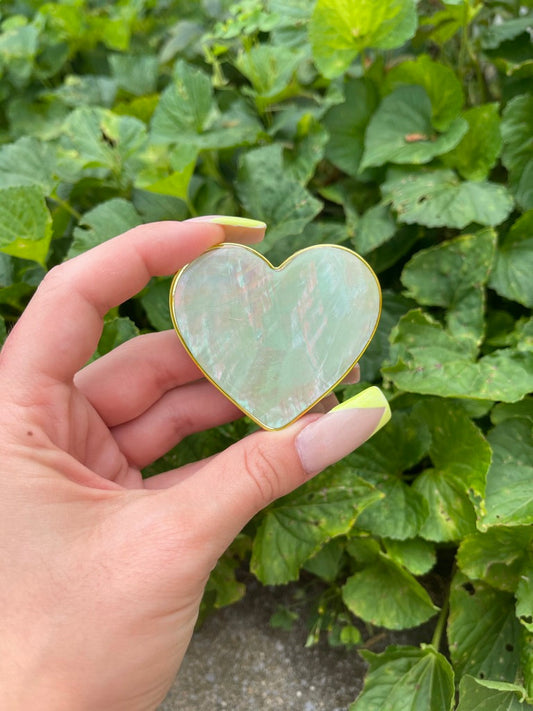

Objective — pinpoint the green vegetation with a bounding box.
[0,1,532,707]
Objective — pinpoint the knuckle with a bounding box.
[242,442,281,504]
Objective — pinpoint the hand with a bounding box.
[0,219,390,711]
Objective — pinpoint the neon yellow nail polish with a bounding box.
[331,386,391,432]
[205,216,266,228]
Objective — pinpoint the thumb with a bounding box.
[162,387,390,563]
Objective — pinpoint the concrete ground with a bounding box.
[159,579,434,711]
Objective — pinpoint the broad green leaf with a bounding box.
[351,645,454,711]
[442,103,502,181]
[109,54,159,97]
[342,553,438,629]
[413,468,477,541]
[284,115,329,185]
[383,538,436,576]
[501,94,533,211]
[383,54,463,131]
[236,143,322,252]
[456,676,527,711]
[303,538,345,582]
[0,186,52,266]
[0,19,38,87]
[482,418,533,528]
[481,14,533,50]
[358,291,415,382]
[413,398,490,517]
[492,398,533,426]
[309,0,418,78]
[93,316,139,359]
[0,137,57,192]
[67,199,142,258]
[361,86,467,170]
[235,45,301,99]
[401,229,496,346]
[323,78,379,177]
[139,278,173,332]
[490,211,533,308]
[61,107,148,185]
[250,464,381,584]
[516,561,533,632]
[49,75,117,109]
[382,169,514,228]
[384,310,533,402]
[347,410,431,540]
[150,60,215,145]
[457,527,533,592]
[448,573,522,682]
[355,203,397,255]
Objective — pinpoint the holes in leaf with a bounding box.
[521,615,533,625]
[505,643,514,652]
[479,672,485,679]
[462,581,476,596]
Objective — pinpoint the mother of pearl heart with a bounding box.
[170,243,381,430]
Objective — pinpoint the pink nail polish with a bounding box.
[295,387,391,477]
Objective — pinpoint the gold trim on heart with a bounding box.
[169,243,382,430]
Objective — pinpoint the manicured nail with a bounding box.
[188,215,266,228]
[187,215,266,244]
[295,386,391,477]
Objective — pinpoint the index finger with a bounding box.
[1,219,266,384]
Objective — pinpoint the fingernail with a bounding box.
[187,215,266,244]
[295,386,391,477]
[188,215,266,228]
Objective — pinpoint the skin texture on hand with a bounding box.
[0,220,387,711]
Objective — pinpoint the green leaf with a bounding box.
[401,229,496,346]
[489,211,533,309]
[0,315,6,346]
[0,186,52,266]
[384,310,533,402]
[383,54,464,131]
[347,410,431,540]
[413,398,490,518]
[0,136,57,192]
[250,464,381,584]
[303,538,345,582]
[516,561,533,632]
[383,538,436,576]
[236,143,323,253]
[93,316,139,359]
[323,78,379,177]
[235,44,301,99]
[61,107,148,184]
[448,573,522,683]
[492,398,533,426]
[501,94,533,211]
[442,103,502,181]
[67,199,142,258]
[309,0,418,78]
[482,418,533,528]
[351,645,454,711]
[457,676,527,711]
[139,277,173,332]
[109,54,159,97]
[382,169,514,228]
[457,527,533,592]
[355,203,397,255]
[361,86,467,170]
[150,60,215,146]
[481,14,533,50]
[358,291,414,382]
[343,553,438,629]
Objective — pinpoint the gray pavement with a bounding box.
[159,579,435,711]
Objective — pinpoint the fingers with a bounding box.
[112,379,241,469]
[154,387,391,566]
[2,219,265,385]
[75,331,204,427]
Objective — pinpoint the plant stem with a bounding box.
[49,195,82,221]
[431,587,450,652]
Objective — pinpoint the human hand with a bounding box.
[0,218,390,711]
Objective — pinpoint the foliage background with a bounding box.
[0,0,532,708]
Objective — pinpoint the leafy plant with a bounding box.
[0,0,532,708]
